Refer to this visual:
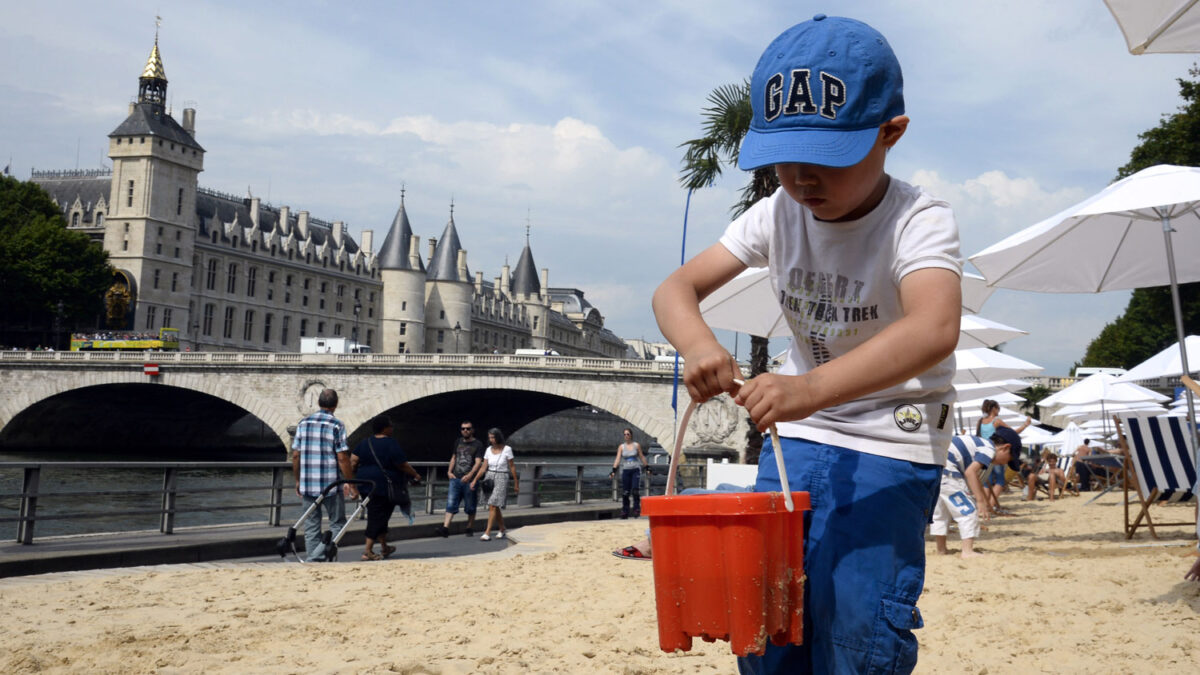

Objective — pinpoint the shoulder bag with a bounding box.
[367,438,399,502]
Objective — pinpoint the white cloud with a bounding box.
[907,169,1090,259]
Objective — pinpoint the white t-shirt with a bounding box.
[719,178,961,465]
[485,445,514,473]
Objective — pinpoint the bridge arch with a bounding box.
[0,381,285,455]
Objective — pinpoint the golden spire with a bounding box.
[141,42,167,81]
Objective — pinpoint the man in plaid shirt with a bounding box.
[291,388,357,562]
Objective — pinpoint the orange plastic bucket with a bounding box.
[641,490,811,656]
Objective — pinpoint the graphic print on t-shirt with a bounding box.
[780,265,876,365]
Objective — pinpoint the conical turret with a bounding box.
[426,204,470,282]
[376,191,424,271]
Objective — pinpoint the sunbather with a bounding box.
[1025,448,1067,501]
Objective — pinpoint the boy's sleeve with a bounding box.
[973,448,995,467]
[718,188,780,268]
[893,199,962,283]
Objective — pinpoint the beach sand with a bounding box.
[1,490,1198,674]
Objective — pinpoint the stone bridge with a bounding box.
[0,351,752,462]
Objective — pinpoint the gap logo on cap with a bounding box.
[763,69,846,122]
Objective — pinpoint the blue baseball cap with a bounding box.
[738,14,904,171]
[989,426,1024,471]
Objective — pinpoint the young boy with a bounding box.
[932,427,1022,558]
[653,15,961,674]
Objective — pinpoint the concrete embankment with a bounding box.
[0,502,621,578]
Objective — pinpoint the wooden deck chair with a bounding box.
[1056,453,1079,497]
[1114,415,1197,540]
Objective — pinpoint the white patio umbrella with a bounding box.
[968,164,1200,451]
[952,348,1044,385]
[1039,373,1170,408]
[699,267,790,338]
[961,272,995,314]
[1104,0,1200,54]
[1021,425,1056,447]
[1115,335,1200,382]
[957,315,1028,350]
[1042,422,1090,454]
[1051,400,1167,421]
[955,379,1037,400]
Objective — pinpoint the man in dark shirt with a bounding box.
[434,420,484,537]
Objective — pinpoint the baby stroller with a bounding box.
[276,478,375,563]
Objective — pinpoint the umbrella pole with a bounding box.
[1158,207,1200,461]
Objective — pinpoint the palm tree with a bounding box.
[1018,384,1052,420]
[679,80,780,463]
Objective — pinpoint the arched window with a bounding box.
[71,212,80,226]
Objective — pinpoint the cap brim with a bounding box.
[738,125,880,170]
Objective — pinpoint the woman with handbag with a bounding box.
[473,427,518,541]
[350,415,422,560]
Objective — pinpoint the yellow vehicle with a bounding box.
[70,327,180,351]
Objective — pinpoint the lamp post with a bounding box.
[54,300,64,350]
[353,299,362,349]
[454,321,462,353]
[191,321,200,352]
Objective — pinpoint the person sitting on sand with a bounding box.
[930,427,1020,558]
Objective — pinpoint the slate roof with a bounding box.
[550,288,598,317]
[376,200,423,271]
[33,175,112,224]
[510,242,540,295]
[109,103,204,151]
[194,190,359,254]
[426,216,470,282]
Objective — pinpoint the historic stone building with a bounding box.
[33,40,628,358]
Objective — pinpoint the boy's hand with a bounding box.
[734,373,817,431]
[682,343,741,403]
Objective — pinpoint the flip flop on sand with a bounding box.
[612,545,651,561]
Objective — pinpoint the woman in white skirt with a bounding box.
[473,427,519,541]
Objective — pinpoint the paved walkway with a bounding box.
[0,502,622,578]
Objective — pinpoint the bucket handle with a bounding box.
[666,378,793,512]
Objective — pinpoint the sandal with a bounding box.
[612,545,651,561]
[361,551,382,561]
[381,544,396,558]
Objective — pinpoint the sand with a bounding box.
[1,489,1198,674]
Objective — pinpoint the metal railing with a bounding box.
[0,459,706,544]
[0,350,686,376]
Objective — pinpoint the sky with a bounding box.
[1,1,1194,376]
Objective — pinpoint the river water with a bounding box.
[0,447,625,539]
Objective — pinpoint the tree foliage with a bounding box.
[1078,67,1200,370]
[0,175,112,343]
[680,81,780,463]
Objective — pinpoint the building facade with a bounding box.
[34,40,629,358]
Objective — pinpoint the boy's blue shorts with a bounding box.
[738,436,941,675]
